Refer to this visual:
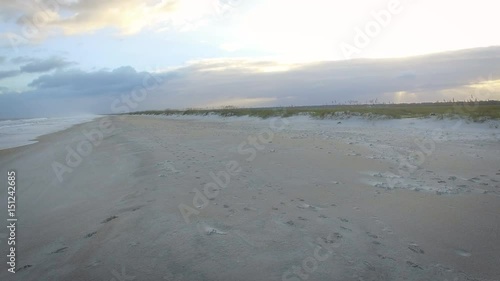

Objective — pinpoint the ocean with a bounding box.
[0,116,100,150]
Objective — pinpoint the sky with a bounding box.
[0,0,499,118]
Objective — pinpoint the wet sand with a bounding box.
[0,115,499,281]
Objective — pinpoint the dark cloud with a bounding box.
[0,65,177,118]
[0,69,20,80]
[0,47,499,118]
[0,86,10,93]
[139,46,500,108]
[10,56,35,64]
[20,56,74,73]
[26,66,174,96]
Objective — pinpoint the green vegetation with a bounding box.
[128,101,500,121]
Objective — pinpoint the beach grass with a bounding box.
[128,101,500,121]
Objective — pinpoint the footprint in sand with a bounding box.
[321,232,343,244]
[382,227,394,235]
[84,231,97,238]
[371,216,395,235]
[377,254,396,261]
[340,226,352,232]
[51,247,68,254]
[468,177,481,183]
[408,243,425,254]
[16,265,33,272]
[101,215,118,224]
[338,217,349,223]
[406,261,423,270]
[365,230,381,245]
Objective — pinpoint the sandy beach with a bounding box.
[1,115,499,281]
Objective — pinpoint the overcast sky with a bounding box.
[0,0,499,118]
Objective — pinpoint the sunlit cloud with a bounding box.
[188,58,298,73]
[2,0,500,61]
[439,80,500,102]
[1,0,238,38]
[45,0,177,35]
[468,79,500,92]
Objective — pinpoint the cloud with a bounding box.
[44,0,178,35]
[0,65,173,117]
[1,0,236,39]
[10,56,35,64]
[27,66,161,94]
[0,56,74,81]
[0,86,10,94]
[20,56,74,73]
[0,69,20,80]
[0,0,32,22]
[0,47,499,118]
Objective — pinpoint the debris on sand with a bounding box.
[200,224,227,235]
[206,228,227,235]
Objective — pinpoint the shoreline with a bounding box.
[0,116,101,151]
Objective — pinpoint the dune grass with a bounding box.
[128,101,500,121]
